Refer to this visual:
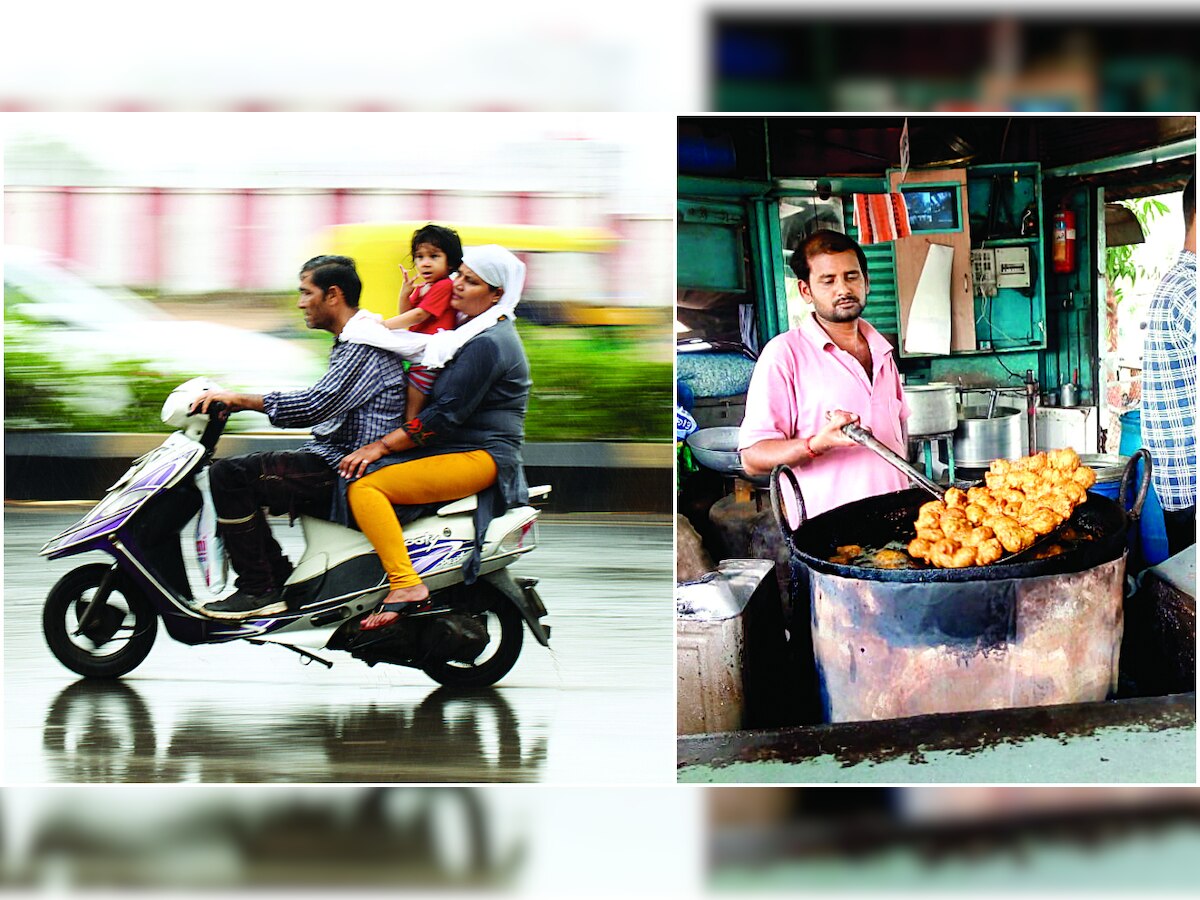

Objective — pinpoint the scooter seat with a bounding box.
[435,484,551,517]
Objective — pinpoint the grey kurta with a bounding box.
[332,318,531,583]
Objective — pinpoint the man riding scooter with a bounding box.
[191,255,408,619]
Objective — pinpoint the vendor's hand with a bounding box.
[190,390,237,416]
[810,409,861,454]
[338,442,387,480]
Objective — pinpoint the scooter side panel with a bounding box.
[41,434,205,557]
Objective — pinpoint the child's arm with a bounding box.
[383,307,433,331]
[397,264,419,313]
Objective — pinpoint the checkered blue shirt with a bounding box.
[262,339,408,468]
[1141,249,1197,510]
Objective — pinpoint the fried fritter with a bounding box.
[941,516,974,541]
[989,516,1036,553]
[1015,451,1048,473]
[966,486,992,505]
[1047,447,1080,471]
[908,537,933,560]
[873,549,912,569]
[974,537,1004,565]
[1058,480,1087,505]
[962,525,996,547]
[927,538,976,568]
[908,449,1092,567]
[943,487,968,509]
[1020,506,1062,535]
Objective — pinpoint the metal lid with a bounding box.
[676,559,774,620]
[904,382,955,393]
[1078,453,1130,483]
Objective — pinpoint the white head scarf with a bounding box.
[338,244,525,369]
[421,245,525,368]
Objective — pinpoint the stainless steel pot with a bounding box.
[902,382,958,436]
[953,404,1028,468]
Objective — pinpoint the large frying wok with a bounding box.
[767,451,1152,723]
[769,449,1151,582]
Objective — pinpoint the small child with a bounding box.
[382,224,463,417]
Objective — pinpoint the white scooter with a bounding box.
[40,380,552,688]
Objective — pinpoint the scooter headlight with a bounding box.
[498,520,537,555]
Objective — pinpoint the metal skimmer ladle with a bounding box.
[841,423,946,500]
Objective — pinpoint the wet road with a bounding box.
[3,506,675,784]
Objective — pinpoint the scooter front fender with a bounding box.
[481,568,551,647]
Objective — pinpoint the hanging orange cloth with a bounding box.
[853,193,912,244]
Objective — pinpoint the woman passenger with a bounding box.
[336,245,531,630]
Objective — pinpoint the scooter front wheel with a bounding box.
[423,601,524,689]
[43,563,158,679]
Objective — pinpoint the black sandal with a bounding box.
[360,597,432,631]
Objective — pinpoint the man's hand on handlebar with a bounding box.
[190,390,238,416]
[189,390,265,416]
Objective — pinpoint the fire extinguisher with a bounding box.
[1052,208,1076,274]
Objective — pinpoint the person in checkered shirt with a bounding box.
[189,255,409,619]
[1142,168,1196,557]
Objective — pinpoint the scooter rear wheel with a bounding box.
[423,601,524,689]
[44,563,158,679]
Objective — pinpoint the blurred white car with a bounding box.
[4,246,325,430]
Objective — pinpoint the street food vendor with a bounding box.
[739,229,910,517]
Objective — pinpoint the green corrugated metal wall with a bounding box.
[845,213,900,337]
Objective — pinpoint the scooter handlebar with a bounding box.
[199,400,229,453]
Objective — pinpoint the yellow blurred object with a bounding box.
[321,220,621,317]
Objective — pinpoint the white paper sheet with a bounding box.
[904,242,954,356]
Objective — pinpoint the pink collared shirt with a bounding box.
[739,312,911,518]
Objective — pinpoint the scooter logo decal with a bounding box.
[408,538,468,574]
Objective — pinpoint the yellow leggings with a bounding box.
[347,450,498,590]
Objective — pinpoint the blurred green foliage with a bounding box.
[517,321,671,442]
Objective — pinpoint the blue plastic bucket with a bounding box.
[1116,410,1170,565]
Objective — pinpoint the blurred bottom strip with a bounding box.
[710,787,1200,891]
[0,786,702,893]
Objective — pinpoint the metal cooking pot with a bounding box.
[686,426,743,474]
[686,426,771,487]
[768,453,1151,722]
[903,382,958,436]
[953,404,1027,469]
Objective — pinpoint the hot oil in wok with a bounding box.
[829,540,924,570]
[828,527,1097,570]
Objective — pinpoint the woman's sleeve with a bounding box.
[401,338,497,446]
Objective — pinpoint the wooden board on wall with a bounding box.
[889,167,976,354]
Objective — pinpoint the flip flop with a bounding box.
[360,597,433,632]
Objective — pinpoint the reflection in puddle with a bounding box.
[43,680,548,783]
